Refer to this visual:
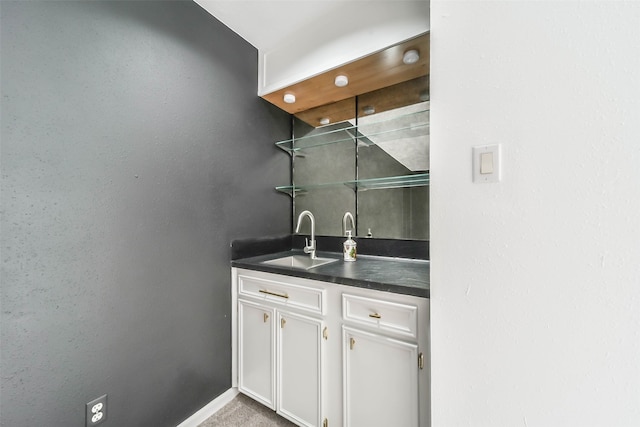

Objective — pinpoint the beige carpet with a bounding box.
[198,393,297,427]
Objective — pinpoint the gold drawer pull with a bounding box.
[323,327,328,340]
[259,289,289,299]
[419,352,424,370]
[281,318,286,328]
[369,312,382,319]
[350,337,356,350]
[263,313,269,323]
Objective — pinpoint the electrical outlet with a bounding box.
[86,394,107,426]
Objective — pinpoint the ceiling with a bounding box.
[193,0,421,53]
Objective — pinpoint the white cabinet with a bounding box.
[236,271,327,427]
[278,311,324,426]
[341,292,428,427]
[238,300,276,408]
[343,326,419,427]
[343,327,419,426]
[233,268,430,427]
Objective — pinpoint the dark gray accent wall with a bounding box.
[0,1,290,426]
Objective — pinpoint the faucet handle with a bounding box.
[303,237,316,254]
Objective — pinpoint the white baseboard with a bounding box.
[176,387,239,427]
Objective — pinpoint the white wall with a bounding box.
[430,1,640,426]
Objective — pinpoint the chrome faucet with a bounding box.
[295,210,317,259]
[342,212,355,236]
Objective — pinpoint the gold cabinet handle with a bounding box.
[350,337,356,350]
[323,327,328,340]
[263,313,269,323]
[259,289,289,299]
[369,313,382,319]
[419,352,424,370]
[323,418,328,427]
[281,318,286,328]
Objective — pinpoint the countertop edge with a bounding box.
[231,251,430,299]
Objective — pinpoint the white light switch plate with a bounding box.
[473,144,501,183]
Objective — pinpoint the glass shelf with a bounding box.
[275,173,429,196]
[275,108,429,154]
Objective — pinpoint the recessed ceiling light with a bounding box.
[283,93,296,104]
[319,118,330,125]
[334,75,349,87]
[363,106,375,115]
[403,49,420,65]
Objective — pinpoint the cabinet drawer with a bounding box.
[238,274,326,315]
[342,293,418,338]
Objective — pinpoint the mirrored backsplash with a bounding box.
[287,78,429,240]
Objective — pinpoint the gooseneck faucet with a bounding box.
[295,210,317,259]
[342,212,355,237]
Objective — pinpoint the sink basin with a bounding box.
[262,255,339,270]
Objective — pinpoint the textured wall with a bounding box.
[430,1,640,426]
[0,1,290,426]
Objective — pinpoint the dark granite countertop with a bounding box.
[231,249,430,298]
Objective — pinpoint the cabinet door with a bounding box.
[238,299,276,409]
[343,326,419,427]
[277,310,324,427]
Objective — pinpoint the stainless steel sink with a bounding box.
[262,255,339,270]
